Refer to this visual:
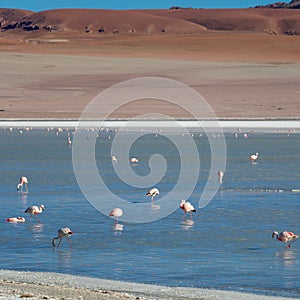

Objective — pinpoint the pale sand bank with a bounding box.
[1,120,300,134]
[0,270,297,300]
[0,52,300,120]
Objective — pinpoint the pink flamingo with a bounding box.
[249,152,259,163]
[17,176,28,193]
[218,171,224,184]
[130,157,138,164]
[24,205,45,222]
[180,199,196,219]
[272,231,299,248]
[146,188,159,206]
[52,227,74,248]
[6,217,25,223]
[109,208,123,224]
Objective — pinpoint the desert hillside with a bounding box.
[0,7,300,62]
[0,7,300,36]
[0,8,207,35]
[0,6,300,120]
[143,8,300,35]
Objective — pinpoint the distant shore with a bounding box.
[1,120,300,134]
[0,270,298,300]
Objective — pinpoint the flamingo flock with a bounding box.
[4,127,299,253]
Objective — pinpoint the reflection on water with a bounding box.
[57,250,72,270]
[19,194,28,206]
[218,190,224,198]
[29,223,44,241]
[276,249,297,268]
[181,219,195,230]
[151,204,160,210]
[113,224,124,232]
[29,223,44,233]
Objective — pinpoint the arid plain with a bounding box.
[0,8,300,120]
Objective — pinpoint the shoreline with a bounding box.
[1,119,300,132]
[0,270,298,300]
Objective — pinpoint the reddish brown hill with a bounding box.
[1,7,300,37]
[255,0,300,8]
[0,8,32,27]
[0,8,207,34]
[141,8,300,34]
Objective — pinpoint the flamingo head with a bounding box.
[153,188,159,195]
[180,199,186,205]
[272,231,279,238]
[40,205,45,210]
[20,176,28,183]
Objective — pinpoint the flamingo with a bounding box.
[52,227,74,249]
[180,199,196,219]
[218,171,224,184]
[130,157,139,164]
[111,155,117,162]
[249,152,259,163]
[146,188,159,206]
[6,217,25,223]
[24,205,45,222]
[67,133,72,145]
[17,176,28,193]
[272,231,299,248]
[109,208,123,224]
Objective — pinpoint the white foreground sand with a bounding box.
[0,270,297,300]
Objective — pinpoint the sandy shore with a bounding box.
[0,270,297,300]
[0,51,299,120]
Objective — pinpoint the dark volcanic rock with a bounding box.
[255,0,300,8]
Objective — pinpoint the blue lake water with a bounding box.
[0,128,300,298]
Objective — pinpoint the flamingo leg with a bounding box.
[52,237,58,248]
[35,215,40,222]
[67,238,72,249]
[151,196,154,206]
[189,212,193,219]
[287,239,296,248]
[57,238,62,248]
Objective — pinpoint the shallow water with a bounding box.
[0,128,300,298]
